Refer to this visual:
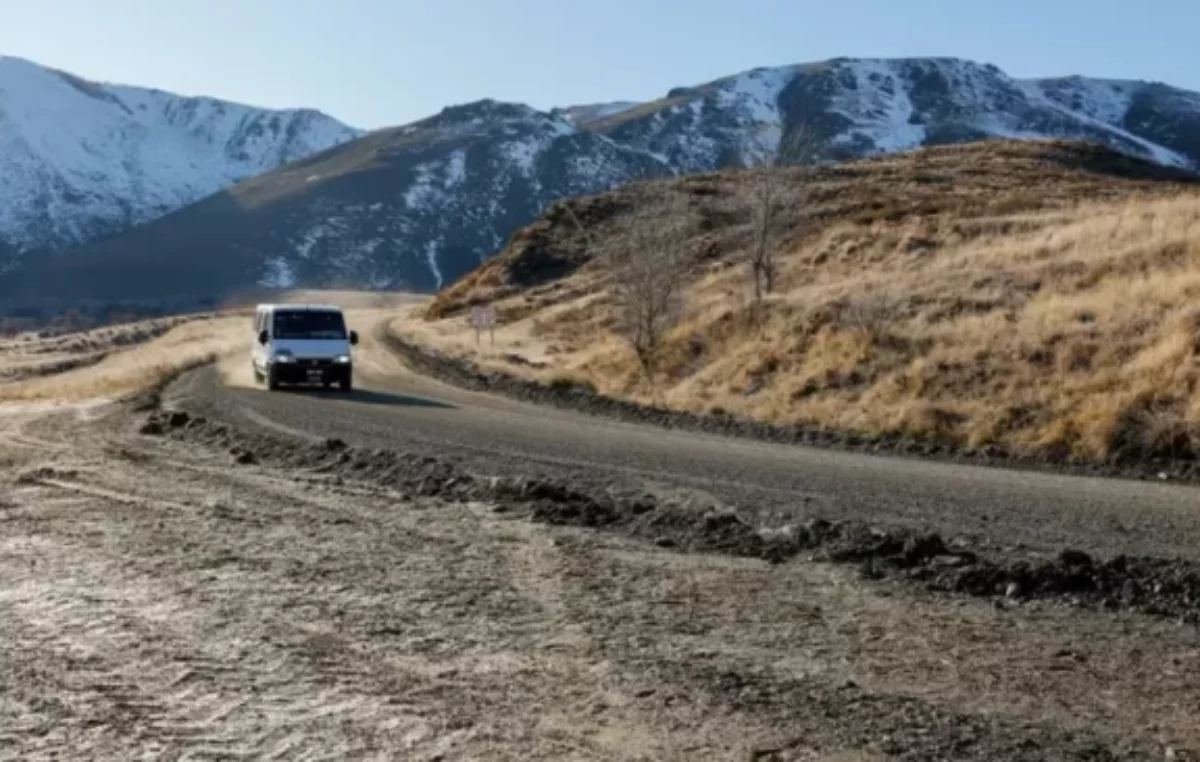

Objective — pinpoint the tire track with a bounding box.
[0,452,453,758]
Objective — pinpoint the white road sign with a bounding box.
[470,304,496,329]
[470,303,496,347]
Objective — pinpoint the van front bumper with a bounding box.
[269,359,351,385]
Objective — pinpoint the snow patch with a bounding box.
[548,117,576,137]
[1017,79,1191,167]
[404,151,469,210]
[504,138,541,175]
[501,117,576,177]
[425,240,444,289]
[828,59,926,154]
[444,149,467,187]
[1023,77,1136,126]
[403,164,438,209]
[559,101,640,126]
[259,256,297,289]
[714,66,799,164]
[0,54,360,262]
[295,220,337,260]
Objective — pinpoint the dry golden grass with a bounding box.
[644,193,1200,460]
[428,140,1198,320]
[0,316,195,381]
[415,141,1200,461]
[0,316,248,403]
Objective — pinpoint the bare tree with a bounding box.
[746,125,817,306]
[604,209,690,375]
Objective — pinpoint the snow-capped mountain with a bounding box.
[1,99,668,305]
[0,55,360,270]
[256,100,667,292]
[594,58,1200,172]
[5,55,1200,307]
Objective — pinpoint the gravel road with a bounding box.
[168,320,1200,562]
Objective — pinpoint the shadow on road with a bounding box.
[278,386,456,410]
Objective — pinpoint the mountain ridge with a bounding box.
[5,54,1200,309]
[0,54,362,270]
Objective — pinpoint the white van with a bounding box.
[251,304,359,391]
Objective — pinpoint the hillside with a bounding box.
[0,55,360,271]
[9,56,1200,308]
[410,140,1200,463]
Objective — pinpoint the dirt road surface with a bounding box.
[2,310,1199,759]
[182,318,1200,562]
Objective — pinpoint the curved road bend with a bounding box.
[167,325,1200,561]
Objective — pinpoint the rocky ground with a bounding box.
[0,373,1197,760]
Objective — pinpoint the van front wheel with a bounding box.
[338,373,352,392]
[267,367,281,391]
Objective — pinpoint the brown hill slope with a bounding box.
[415,140,1200,461]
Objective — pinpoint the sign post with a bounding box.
[469,304,496,349]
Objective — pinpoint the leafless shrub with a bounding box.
[746,125,818,308]
[832,291,897,340]
[605,209,691,374]
[1112,406,1198,461]
[544,371,598,394]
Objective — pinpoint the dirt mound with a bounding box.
[140,404,1200,624]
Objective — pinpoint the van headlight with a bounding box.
[272,350,294,363]
[334,355,351,364]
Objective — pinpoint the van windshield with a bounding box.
[272,310,347,340]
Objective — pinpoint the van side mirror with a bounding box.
[258,330,269,345]
[349,330,359,346]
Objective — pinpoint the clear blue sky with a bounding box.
[2,0,1197,129]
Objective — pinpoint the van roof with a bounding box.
[256,303,343,313]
